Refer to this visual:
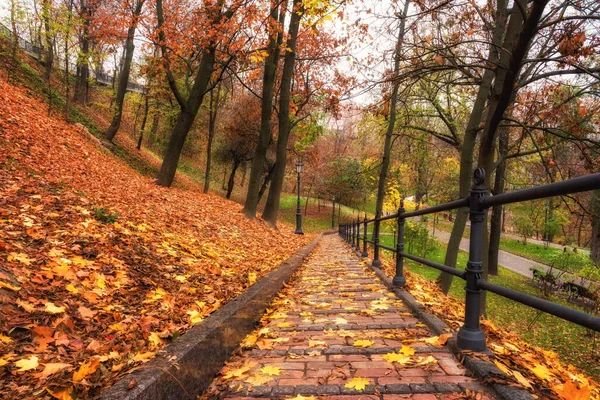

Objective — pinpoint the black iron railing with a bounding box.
[0,22,145,94]
[339,168,600,351]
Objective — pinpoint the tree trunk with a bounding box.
[374,0,410,222]
[74,3,91,104]
[438,0,508,293]
[474,0,549,315]
[488,126,508,275]
[156,50,216,186]
[243,0,286,218]
[137,94,150,150]
[105,0,145,142]
[262,0,302,226]
[204,84,221,193]
[226,159,240,199]
[42,0,54,110]
[257,161,276,205]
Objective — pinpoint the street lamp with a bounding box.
[331,196,336,229]
[295,159,304,235]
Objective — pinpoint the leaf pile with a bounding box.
[378,255,599,399]
[0,76,312,398]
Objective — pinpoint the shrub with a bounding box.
[93,207,119,224]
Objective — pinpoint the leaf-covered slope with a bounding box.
[0,76,313,399]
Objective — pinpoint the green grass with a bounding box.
[375,234,600,379]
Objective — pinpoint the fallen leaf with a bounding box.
[353,339,374,348]
[45,302,66,314]
[260,365,281,376]
[46,387,73,400]
[78,306,96,320]
[15,356,39,372]
[345,376,370,391]
[73,357,100,382]
[37,363,72,378]
[245,374,273,385]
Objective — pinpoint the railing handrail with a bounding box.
[339,168,600,352]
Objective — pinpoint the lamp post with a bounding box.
[295,160,304,235]
[331,196,336,229]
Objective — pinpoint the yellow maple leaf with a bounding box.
[245,374,273,385]
[9,252,33,265]
[334,317,348,324]
[345,376,370,391]
[260,365,282,376]
[415,356,438,366]
[65,283,79,294]
[353,339,375,348]
[530,363,553,381]
[399,344,415,356]
[422,334,451,346]
[383,352,411,365]
[15,355,39,372]
[223,364,251,380]
[287,396,315,400]
[187,310,204,325]
[277,322,293,328]
[248,272,257,285]
[148,332,163,348]
[44,302,66,314]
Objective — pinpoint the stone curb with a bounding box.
[347,244,534,400]
[97,233,324,400]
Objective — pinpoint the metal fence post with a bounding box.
[362,215,368,257]
[372,213,381,268]
[350,219,357,249]
[457,168,488,352]
[355,216,361,251]
[393,201,406,286]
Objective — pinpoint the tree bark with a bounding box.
[137,94,150,150]
[204,83,221,193]
[374,0,410,222]
[257,161,276,205]
[226,158,240,199]
[438,0,508,293]
[488,126,508,275]
[243,0,286,218]
[74,2,91,104]
[155,0,228,187]
[156,49,216,186]
[262,0,302,226]
[105,0,145,142]
[42,0,54,110]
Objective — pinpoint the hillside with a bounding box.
[0,75,313,399]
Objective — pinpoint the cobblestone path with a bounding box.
[202,235,495,400]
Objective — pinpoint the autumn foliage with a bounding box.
[0,76,312,398]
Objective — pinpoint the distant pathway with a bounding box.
[203,235,495,399]
[430,229,547,279]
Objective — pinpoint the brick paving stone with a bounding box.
[201,235,496,400]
